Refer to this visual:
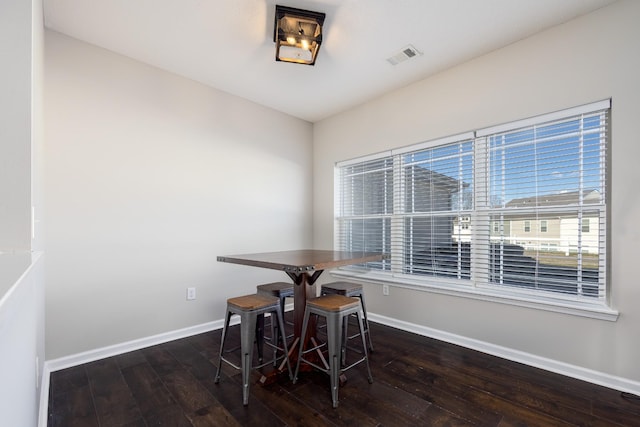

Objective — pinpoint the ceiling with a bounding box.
[43,0,617,123]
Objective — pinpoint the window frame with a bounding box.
[333,100,617,321]
[540,220,548,233]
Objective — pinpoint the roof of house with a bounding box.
[408,165,469,192]
[505,190,601,208]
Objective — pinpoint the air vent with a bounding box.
[386,45,422,66]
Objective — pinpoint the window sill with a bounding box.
[330,268,619,322]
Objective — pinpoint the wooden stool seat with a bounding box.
[256,281,294,297]
[228,294,280,311]
[308,294,360,312]
[320,281,363,295]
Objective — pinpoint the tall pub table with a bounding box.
[217,250,386,380]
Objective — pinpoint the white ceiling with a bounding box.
[43,0,617,122]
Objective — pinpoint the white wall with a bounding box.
[0,254,44,427]
[44,31,313,359]
[0,0,46,425]
[0,0,33,251]
[313,0,640,384]
[32,0,45,255]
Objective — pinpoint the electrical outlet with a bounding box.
[382,284,389,296]
[187,287,196,300]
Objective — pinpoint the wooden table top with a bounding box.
[217,249,386,273]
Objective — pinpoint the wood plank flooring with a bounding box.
[48,317,640,426]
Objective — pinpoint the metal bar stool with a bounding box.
[257,281,294,315]
[215,294,292,405]
[293,294,373,408]
[257,281,295,364]
[321,281,374,355]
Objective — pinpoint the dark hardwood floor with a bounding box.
[48,316,640,426]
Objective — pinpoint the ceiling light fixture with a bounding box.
[274,5,325,66]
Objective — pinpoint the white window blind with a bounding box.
[335,100,610,306]
[335,155,393,271]
[397,138,474,279]
[478,104,608,300]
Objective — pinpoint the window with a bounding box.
[335,156,393,271]
[335,100,610,309]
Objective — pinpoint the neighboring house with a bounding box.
[502,190,600,255]
[452,215,473,243]
[453,190,600,255]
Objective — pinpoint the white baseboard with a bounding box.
[39,306,640,426]
[44,301,295,373]
[45,319,227,373]
[368,312,640,397]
